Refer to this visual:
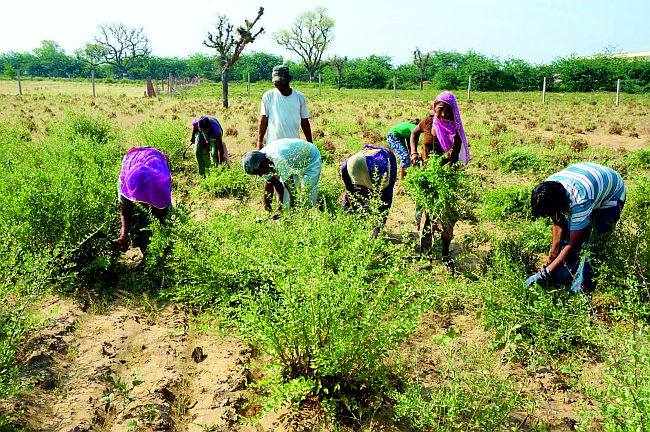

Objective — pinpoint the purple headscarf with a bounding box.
[119,147,172,209]
[432,91,470,164]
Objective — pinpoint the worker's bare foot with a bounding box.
[112,236,129,252]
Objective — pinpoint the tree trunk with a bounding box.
[337,70,342,90]
[91,68,96,97]
[419,71,424,91]
[221,70,229,108]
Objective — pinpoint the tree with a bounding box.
[413,48,431,91]
[204,7,264,108]
[33,40,80,78]
[274,7,334,81]
[328,55,347,90]
[94,23,150,78]
[75,43,108,96]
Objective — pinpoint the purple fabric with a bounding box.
[119,147,172,209]
[432,92,470,164]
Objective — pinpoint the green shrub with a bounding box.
[391,343,527,431]
[584,327,650,431]
[480,185,531,221]
[496,148,543,173]
[64,112,113,144]
[628,147,650,170]
[197,165,253,199]
[155,209,424,402]
[132,119,186,162]
[403,158,472,224]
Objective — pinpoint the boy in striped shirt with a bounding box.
[527,162,626,290]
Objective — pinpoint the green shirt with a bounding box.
[389,122,417,139]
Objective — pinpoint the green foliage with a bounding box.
[64,112,113,144]
[585,328,650,431]
[155,209,424,401]
[496,147,544,173]
[403,158,472,225]
[197,165,253,199]
[391,344,527,430]
[132,119,186,161]
[480,185,532,221]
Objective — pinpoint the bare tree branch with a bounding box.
[94,23,150,78]
[204,7,264,107]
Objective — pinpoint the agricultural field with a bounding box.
[0,79,649,431]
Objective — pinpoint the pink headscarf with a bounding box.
[432,91,470,164]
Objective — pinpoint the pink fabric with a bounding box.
[119,147,172,209]
[431,91,470,164]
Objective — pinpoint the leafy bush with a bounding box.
[391,343,527,431]
[64,112,113,144]
[585,328,650,431]
[403,158,472,225]
[197,165,253,199]
[132,119,186,163]
[496,148,543,173]
[155,209,424,402]
[480,185,531,221]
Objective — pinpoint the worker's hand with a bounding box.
[547,245,561,265]
[525,267,552,287]
[112,235,129,252]
[410,153,420,165]
[525,272,542,287]
[270,212,281,221]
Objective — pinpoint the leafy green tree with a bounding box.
[274,7,335,81]
[33,40,81,78]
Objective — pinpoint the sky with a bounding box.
[1,0,648,65]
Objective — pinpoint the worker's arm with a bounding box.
[340,160,355,193]
[190,125,198,144]
[546,227,589,274]
[214,133,225,163]
[547,215,568,265]
[257,115,268,150]
[409,125,422,164]
[114,202,133,251]
[301,118,313,143]
[443,133,462,165]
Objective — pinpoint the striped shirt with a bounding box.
[547,162,626,231]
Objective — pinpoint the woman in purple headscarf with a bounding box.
[409,91,470,165]
[408,91,470,261]
[113,147,172,252]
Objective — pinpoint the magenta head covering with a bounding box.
[119,147,172,209]
[432,91,470,164]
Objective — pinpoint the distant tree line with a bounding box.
[1,40,649,93]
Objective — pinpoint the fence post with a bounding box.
[615,78,621,106]
[467,75,472,101]
[247,72,251,95]
[91,68,96,97]
[17,69,22,95]
[542,77,546,104]
[318,73,322,96]
[393,75,396,99]
[168,73,172,95]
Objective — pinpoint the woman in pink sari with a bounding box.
[408,91,470,262]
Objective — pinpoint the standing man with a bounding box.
[257,65,312,150]
[526,162,626,291]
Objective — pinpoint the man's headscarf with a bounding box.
[119,147,172,209]
[432,91,470,164]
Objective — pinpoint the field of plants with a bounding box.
[0,79,648,431]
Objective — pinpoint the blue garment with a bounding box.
[262,138,322,208]
[547,163,626,231]
[341,145,397,207]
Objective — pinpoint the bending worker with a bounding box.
[341,145,397,237]
[243,138,322,215]
[527,162,626,291]
[114,146,172,252]
[190,115,230,176]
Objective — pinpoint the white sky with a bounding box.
[1,0,648,64]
